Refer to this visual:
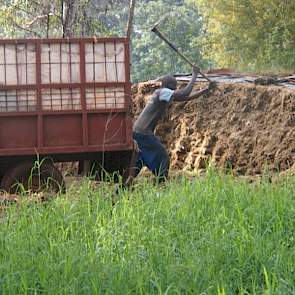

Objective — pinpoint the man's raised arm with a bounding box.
[172,66,199,101]
[182,82,217,101]
[174,80,217,102]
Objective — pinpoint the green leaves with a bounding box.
[2,0,293,78]
[130,0,208,82]
[195,0,295,73]
[0,0,125,38]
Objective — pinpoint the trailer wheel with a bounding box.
[90,151,132,182]
[1,162,66,195]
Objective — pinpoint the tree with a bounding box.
[130,0,208,81]
[85,0,208,81]
[0,0,128,38]
[194,0,295,73]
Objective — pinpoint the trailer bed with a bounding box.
[0,37,133,157]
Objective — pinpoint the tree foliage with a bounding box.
[99,0,208,81]
[130,0,207,81]
[0,0,128,38]
[194,0,295,73]
[1,0,295,78]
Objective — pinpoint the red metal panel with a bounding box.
[36,40,43,148]
[0,38,128,45]
[43,114,83,147]
[0,109,128,117]
[87,114,106,145]
[0,116,37,148]
[0,144,132,157]
[79,40,88,148]
[123,40,133,146]
[88,113,126,146]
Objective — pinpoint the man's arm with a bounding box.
[172,66,199,101]
[173,81,217,102]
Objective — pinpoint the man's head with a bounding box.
[159,75,177,90]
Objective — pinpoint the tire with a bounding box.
[1,161,66,195]
[90,151,132,182]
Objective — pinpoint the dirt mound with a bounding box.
[132,82,295,175]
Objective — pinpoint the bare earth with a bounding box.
[132,81,295,176]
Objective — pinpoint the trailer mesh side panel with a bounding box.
[42,88,81,111]
[0,40,128,112]
[86,87,125,109]
[0,37,132,155]
[0,90,37,112]
[0,43,36,86]
[85,42,125,83]
[41,43,80,84]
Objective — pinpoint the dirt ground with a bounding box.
[131,81,295,176]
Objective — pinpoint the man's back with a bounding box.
[133,88,174,135]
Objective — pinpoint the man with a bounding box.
[130,66,216,184]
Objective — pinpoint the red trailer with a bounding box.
[0,37,134,193]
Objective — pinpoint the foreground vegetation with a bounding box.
[1,170,295,294]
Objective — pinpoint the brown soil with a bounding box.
[132,81,295,176]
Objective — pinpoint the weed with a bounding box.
[0,172,295,294]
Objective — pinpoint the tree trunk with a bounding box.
[62,0,78,37]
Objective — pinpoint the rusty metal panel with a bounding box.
[43,114,83,147]
[0,116,37,148]
[88,113,126,146]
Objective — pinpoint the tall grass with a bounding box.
[0,169,295,294]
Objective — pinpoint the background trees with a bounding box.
[195,0,295,73]
[129,0,207,81]
[0,0,128,38]
[0,0,294,80]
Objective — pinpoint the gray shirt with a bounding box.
[133,88,174,135]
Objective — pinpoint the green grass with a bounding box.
[1,169,295,294]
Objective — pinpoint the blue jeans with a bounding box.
[133,132,170,182]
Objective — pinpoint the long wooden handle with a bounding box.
[152,26,212,83]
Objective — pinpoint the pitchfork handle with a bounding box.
[152,27,212,83]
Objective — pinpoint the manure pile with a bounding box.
[132,81,295,175]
